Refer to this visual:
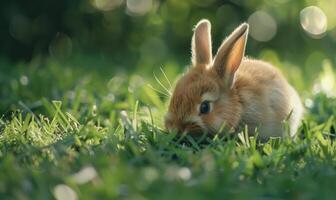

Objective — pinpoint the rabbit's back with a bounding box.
[234,59,303,138]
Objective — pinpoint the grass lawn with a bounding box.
[1,57,336,200]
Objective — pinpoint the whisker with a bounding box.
[153,72,172,96]
[147,84,170,97]
[160,66,172,88]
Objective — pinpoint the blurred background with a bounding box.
[1,0,335,66]
[0,0,335,116]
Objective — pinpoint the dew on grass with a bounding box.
[120,110,128,122]
[92,105,98,117]
[305,98,314,108]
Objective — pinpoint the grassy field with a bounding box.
[1,57,336,200]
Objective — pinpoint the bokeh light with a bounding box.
[9,14,32,44]
[177,167,191,181]
[92,0,123,11]
[143,167,159,182]
[248,11,277,42]
[300,6,327,38]
[313,60,336,97]
[49,33,73,59]
[53,184,77,200]
[20,75,29,86]
[71,166,98,184]
[126,0,153,16]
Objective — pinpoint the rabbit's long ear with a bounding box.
[213,23,249,87]
[192,19,212,66]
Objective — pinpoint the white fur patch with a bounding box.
[201,92,219,102]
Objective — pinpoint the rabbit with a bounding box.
[164,19,303,140]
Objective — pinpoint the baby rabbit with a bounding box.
[164,19,303,139]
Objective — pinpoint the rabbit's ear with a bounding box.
[213,23,249,87]
[192,19,212,66]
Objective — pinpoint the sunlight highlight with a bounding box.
[92,0,123,11]
[20,75,29,86]
[126,0,153,16]
[313,60,336,97]
[71,166,98,184]
[53,184,77,200]
[304,98,314,108]
[177,167,191,181]
[248,11,277,42]
[300,6,327,38]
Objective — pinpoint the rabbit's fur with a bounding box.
[165,19,303,139]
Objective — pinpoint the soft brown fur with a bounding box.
[165,19,303,139]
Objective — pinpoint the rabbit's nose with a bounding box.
[176,123,185,133]
[171,122,186,134]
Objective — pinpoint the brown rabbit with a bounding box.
[164,19,303,139]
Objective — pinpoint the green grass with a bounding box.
[1,58,336,200]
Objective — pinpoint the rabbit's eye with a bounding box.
[200,101,211,114]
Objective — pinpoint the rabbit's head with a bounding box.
[165,19,249,136]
